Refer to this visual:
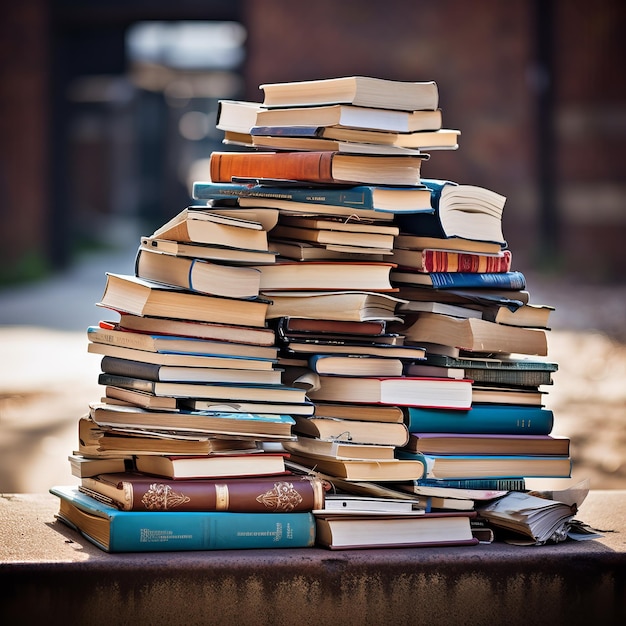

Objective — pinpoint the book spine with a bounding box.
[118,476,325,512]
[209,151,336,184]
[422,250,512,273]
[106,510,316,551]
[88,326,154,352]
[101,356,162,381]
[98,372,155,393]
[414,477,526,490]
[426,271,526,290]
[193,181,386,209]
[405,406,554,435]
[463,369,553,387]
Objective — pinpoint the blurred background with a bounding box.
[1,0,625,493]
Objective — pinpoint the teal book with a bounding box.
[50,486,316,553]
[413,477,526,491]
[396,451,572,480]
[192,180,433,213]
[405,405,554,435]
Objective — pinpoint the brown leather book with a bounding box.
[208,150,424,186]
[80,472,328,512]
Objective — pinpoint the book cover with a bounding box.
[192,180,433,213]
[392,249,512,274]
[50,486,316,553]
[404,405,554,435]
[80,473,327,512]
[391,270,526,290]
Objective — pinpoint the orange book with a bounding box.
[209,151,424,186]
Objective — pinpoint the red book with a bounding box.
[392,248,512,273]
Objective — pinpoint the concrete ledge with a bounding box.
[1,491,625,625]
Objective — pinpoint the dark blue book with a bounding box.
[391,270,526,290]
[192,180,433,214]
[405,405,554,435]
[413,477,526,491]
[51,486,316,553]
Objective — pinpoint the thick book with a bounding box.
[264,290,406,322]
[88,402,296,439]
[89,323,277,360]
[150,207,269,251]
[133,453,288,480]
[401,313,548,356]
[311,401,405,423]
[97,274,269,328]
[139,236,277,266]
[306,375,473,409]
[397,450,572,480]
[88,341,276,370]
[404,405,554,435]
[98,355,282,386]
[255,103,441,134]
[259,76,439,111]
[80,472,327,512]
[308,354,404,377]
[250,127,459,151]
[286,452,425,482]
[50,485,315,553]
[116,314,276,346]
[315,511,478,550]
[253,261,396,292]
[192,180,433,214]
[208,151,425,187]
[395,179,507,245]
[481,303,555,329]
[392,248,512,274]
[134,248,262,299]
[291,415,410,447]
[404,433,571,456]
[390,270,526,290]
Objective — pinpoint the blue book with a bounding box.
[391,270,526,290]
[413,477,526,491]
[396,451,572,480]
[192,180,433,214]
[405,405,554,435]
[50,486,316,553]
[395,179,507,245]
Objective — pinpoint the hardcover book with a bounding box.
[50,486,316,553]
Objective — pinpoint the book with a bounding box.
[397,300,482,319]
[395,179,507,245]
[311,402,405,423]
[208,151,425,187]
[253,261,395,291]
[134,248,262,299]
[250,134,425,156]
[280,341,425,360]
[404,363,467,379]
[390,270,526,290]
[139,237,277,265]
[306,375,473,409]
[396,482,508,502]
[116,314,276,346]
[286,452,425,482]
[404,405,554,435]
[321,494,418,513]
[216,99,262,134]
[251,125,459,150]
[397,451,572,480]
[97,373,309,404]
[89,323,278,360]
[481,303,555,329]
[97,274,269,328]
[394,234,504,255]
[413,477,526,491]
[401,313,548,356]
[270,223,396,250]
[308,354,404,377]
[471,387,545,406]
[89,402,297,439]
[80,472,327,512]
[98,356,282,386]
[314,511,477,549]
[404,433,571,456]
[134,453,288,480]
[460,368,553,387]
[200,205,280,232]
[396,285,531,309]
[88,342,276,371]
[255,104,441,134]
[150,207,269,251]
[259,76,439,111]
[422,353,558,373]
[181,398,315,416]
[291,416,410,447]
[269,239,387,262]
[283,437,396,461]
[68,454,132,478]
[264,290,406,322]
[50,485,315,552]
[392,248,512,273]
[274,316,388,337]
[477,489,584,544]
[192,180,433,213]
